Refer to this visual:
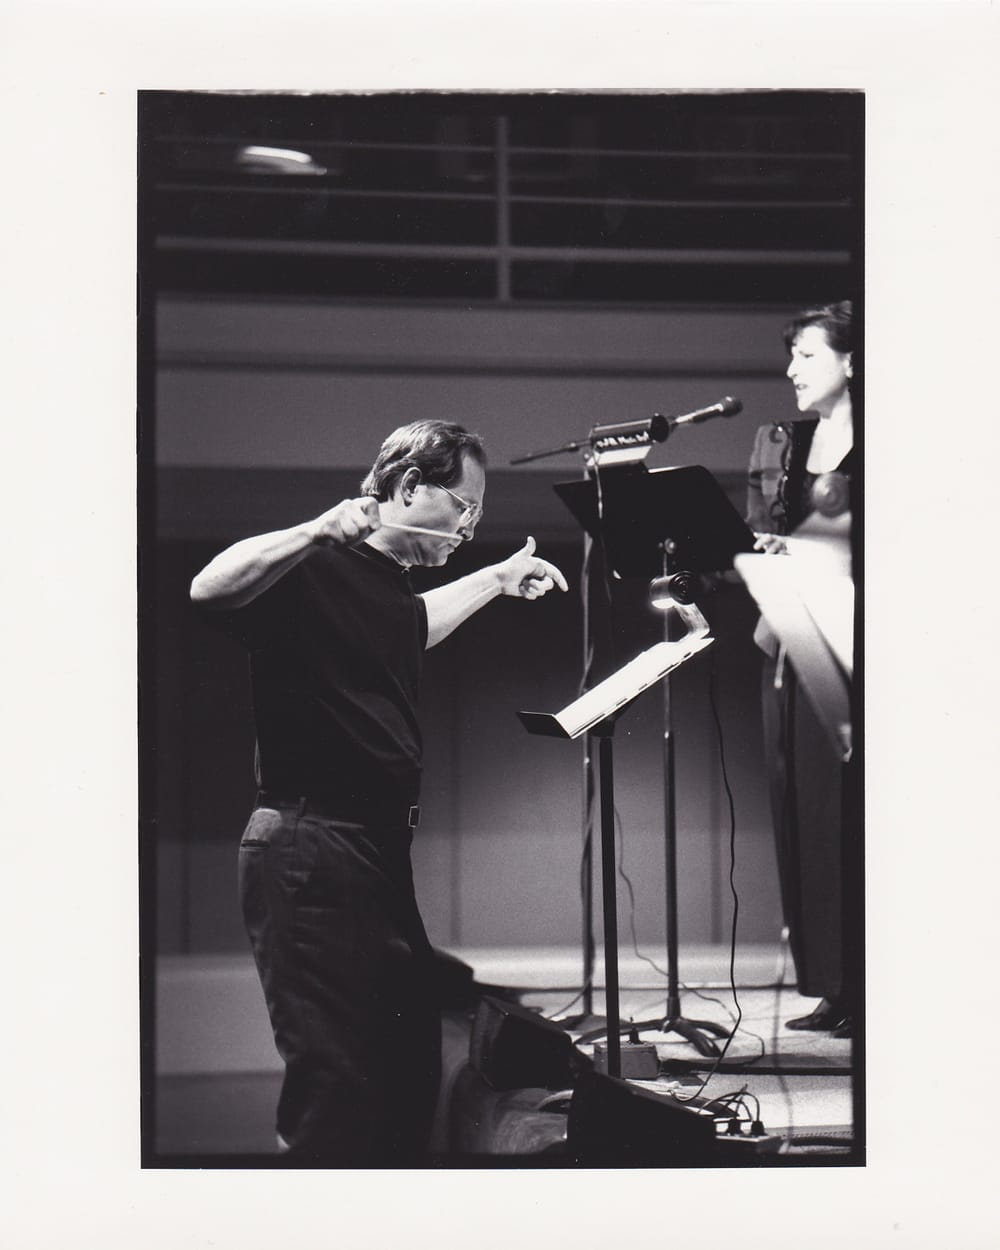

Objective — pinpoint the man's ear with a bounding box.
[845,352,853,379]
[398,465,421,504]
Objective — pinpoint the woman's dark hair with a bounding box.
[360,420,486,501]
[782,299,853,354]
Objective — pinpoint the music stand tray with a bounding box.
[519,636,713,741]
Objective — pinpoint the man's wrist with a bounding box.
[300,518,323,549]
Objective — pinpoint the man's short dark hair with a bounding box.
[360,420,486,501]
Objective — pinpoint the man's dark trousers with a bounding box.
[238,796,442,1166]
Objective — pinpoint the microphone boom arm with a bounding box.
[509,396,743,466]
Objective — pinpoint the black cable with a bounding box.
[485,980,787,996]
[549,805,665,1031]
[577,539,594,699]
[733,1098,754,1128]
[772,926,797,1140]
[612,806,754,1042]
[676,986,767,1061]
[563,535,598,1029]
[492,978,806,994]
[702,1087,760,1138]
[710,1088,749,1116]
[591,459,618,672]
[609,807,767,1056]
[548,987,586,1020]
[614,807,671,984]
[673,977,766,1058]
[747,1090,761,1122]
[672,648,745,1100]
[578,778,595,928]
[771,650,801,1142]
[612,729,763,1072]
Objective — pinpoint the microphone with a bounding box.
[667,395,743,428]
[589,396,742,449]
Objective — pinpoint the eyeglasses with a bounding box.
[431,482,483,529]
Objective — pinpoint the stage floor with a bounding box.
[151,943,858,1165]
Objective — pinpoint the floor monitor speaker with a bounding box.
[567,1070,717,1166]
[469,996,576,1091]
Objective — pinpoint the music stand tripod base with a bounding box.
[632,1010,730,1059]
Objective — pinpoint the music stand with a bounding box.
[735,542,860,1149]
[554,461,756,1057]
[519,630,713,1079]
[734,546,853,761]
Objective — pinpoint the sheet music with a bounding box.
[795,571,853,676]
[552,636,714,738]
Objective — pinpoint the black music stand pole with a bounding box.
[581,725,597,1024]
[595,726,621,1076]
[635,544,730,1057]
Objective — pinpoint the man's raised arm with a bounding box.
[190,497,381,611]
[421,536,567,648]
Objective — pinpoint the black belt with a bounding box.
[256,791,421,830]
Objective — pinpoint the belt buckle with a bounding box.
[407,804,420,829]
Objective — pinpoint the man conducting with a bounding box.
[190,420,567,1166]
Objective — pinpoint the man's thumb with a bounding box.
[520,536,536,556]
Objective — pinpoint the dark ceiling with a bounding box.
[139,90,863,306]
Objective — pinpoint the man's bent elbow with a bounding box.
[189,572,228,609]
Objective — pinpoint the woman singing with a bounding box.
[747,300,854,1036]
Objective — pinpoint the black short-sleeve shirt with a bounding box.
[215,542,428,810]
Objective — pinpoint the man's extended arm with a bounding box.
[190,497,381,611]
[421,537,567,648]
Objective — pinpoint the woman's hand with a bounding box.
[753,532,788,555]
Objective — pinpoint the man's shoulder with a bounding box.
[297,543,408,601]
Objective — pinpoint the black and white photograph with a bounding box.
[139,87,864,1170]
[6,1,999,1245]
